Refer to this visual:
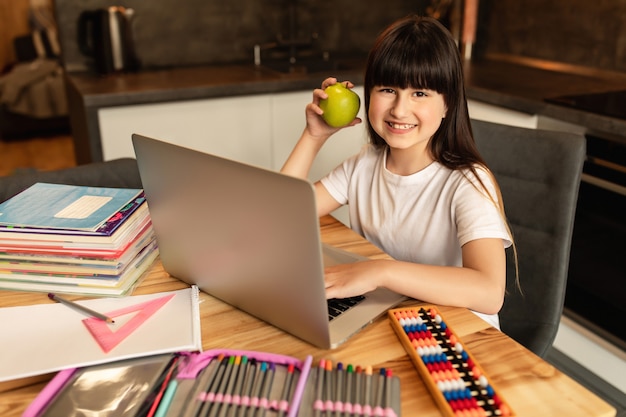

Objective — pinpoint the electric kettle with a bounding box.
[78,6,140,74]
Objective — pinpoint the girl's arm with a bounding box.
[323,237,507,315]
[280,77,361,216]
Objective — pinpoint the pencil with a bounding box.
[324,360,333,416]
[343,364,353,417]
[363,366,373,415]
[256,362,276,417]
[237,358,257,417]
[277,363,295,417]
[225,355,247,417]
[48,293,115,323]
[373,368,385,416]
[314,359,325,417]
[353,366,362,416]
[335,362,343,417]
[384,369,392,413]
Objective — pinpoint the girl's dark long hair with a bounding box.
[364,15,485,171]
[364,16,519,286]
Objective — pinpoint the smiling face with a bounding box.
[364,16,470,167]
[368,86,447,155]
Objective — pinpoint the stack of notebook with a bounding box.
[0,183,159,296]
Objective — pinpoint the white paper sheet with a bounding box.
[0,286,202,382]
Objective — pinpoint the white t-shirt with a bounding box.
[321,145,512,328]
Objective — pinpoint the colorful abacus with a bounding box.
[388,307,514,417]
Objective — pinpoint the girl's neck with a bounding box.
[385,145,434,176]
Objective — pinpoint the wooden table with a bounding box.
[0,215,616,417]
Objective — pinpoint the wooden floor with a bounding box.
[0,134,76,177]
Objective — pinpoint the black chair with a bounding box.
[471,119,586,358]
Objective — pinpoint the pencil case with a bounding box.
[23,348,402,417]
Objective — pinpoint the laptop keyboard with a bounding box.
[327,295,366,321]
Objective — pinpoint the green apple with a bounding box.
[319,83,361,128]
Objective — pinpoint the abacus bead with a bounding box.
[465,388,476,400]
[457,379,467,391]
[499,403,512,416]
[449,399,460,411]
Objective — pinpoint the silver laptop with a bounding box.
[132,134,405,349]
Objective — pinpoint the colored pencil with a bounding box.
[343,364,353,417]
[363,366,373,414]
[256,362,276,417]
[146,357,179,417]
[373,368,385,415]
[213,356,240,417]
[384,369,392,412]
[314,359,325,417]
[226,356,248,417]
[353,366,363,415]
[237,359,257,417]
[188,354,224,417]
[198,355,229,417]
[245,361,267,417]
[335,362,343,417]
[324,360,333,416]
[277,363,295,417]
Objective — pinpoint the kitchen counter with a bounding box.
[66,55,626,164]
[464,54,626,139]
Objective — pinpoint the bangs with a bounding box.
[366,21,452,94]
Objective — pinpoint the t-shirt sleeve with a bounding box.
[454,168,512,248]
[319,149,363,205]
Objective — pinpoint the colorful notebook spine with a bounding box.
[388,306,513,417]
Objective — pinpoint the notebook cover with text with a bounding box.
[0,183,142,231]
[0,193,147,240]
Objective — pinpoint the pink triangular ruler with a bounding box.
[82,293,175,353]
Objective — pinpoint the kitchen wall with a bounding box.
[54,0,626,75]
[53,0,425,73]
[475,0,626,73]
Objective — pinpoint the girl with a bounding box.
[281,15,512,328]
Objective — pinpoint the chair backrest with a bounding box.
[471,119,586,358]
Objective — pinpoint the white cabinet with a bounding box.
[98,95,273,168]
[468,99,538,129]
[270,87,367,177]
[271,87,367,226]
[98,88,367,226]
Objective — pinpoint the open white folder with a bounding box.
[0,286,201,382]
